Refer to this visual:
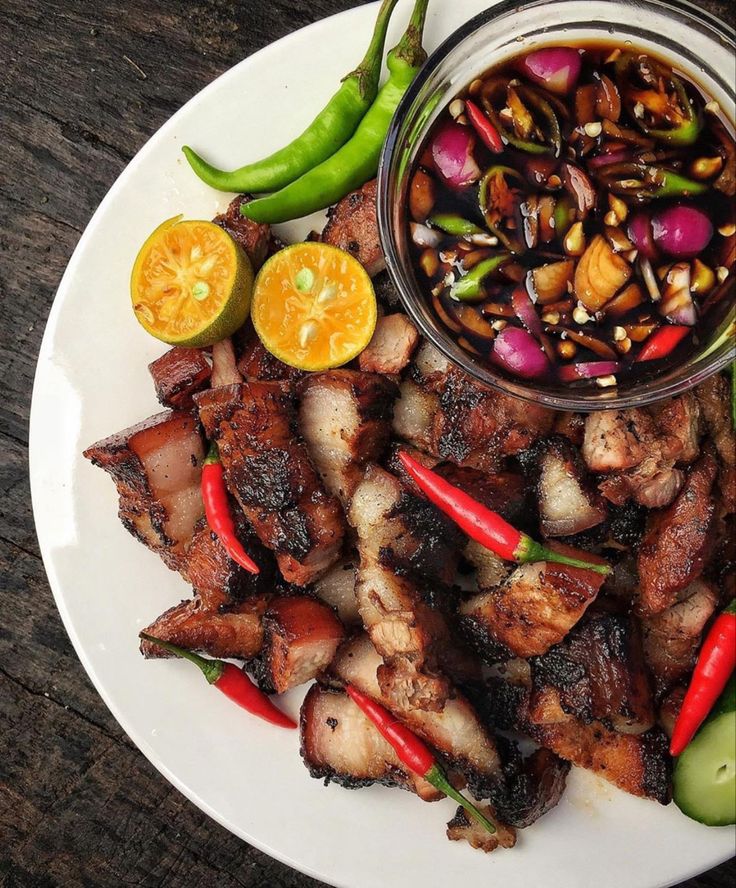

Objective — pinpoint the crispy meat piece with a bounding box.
[300,684,441,800]
[642,579,718,689]
[459,550,606,661]
[497,748,570,829]
[148,347,211,410]
[536,437,607,537]
[526,687,671,803]
[583,394,701,509]
[299,370,396,503]
[553,411,586,447]
[358,313,420,376]
[195,382,345,586]
[312,558,361,626]
[697,373,736,513]
[211,338,242,387]
[84,411,205,571]
[637,449,718,616]
[658,685,686,738]
[330,635,503,798]
[251,595,345,694]
[446,805,517,852]
[531,614,655,734]
[392,379,439,454]
[235,322,305,384]
[139,596,268,660]
[321,179,385,277]
[213,194,270,270]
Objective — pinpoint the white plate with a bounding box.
[29,2,735,886]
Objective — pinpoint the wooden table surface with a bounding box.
[2,0,734,885]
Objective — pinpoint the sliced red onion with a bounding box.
[660,262,697,325]
[511,286,543,339]
[492,326,551,379]
[560,162,596,218]
[520,47,582,95]
[628,212,658,261]
[588,149,632,169]
[558,360,621,382]
[651,205,714,259]
[431,122,481,189]
[410,222,442,248]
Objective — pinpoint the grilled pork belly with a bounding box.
[321,178,385,277]
[527,687,671,803]
[235,322,305,384]
[530,613,655,734]
[358,313,420,376]
[637,448,718,616]
[446,806,517,853]
[312,558,361,626]
[642,579,718,689]
[300,684,440,799]
[195,382,345,586]
[459,550,606,661]
[84,411,205,571]
[213,194,270,270]
[330,635,503,798]
[140,595,268,660]
[583,394,701,509]
[697,373,736,513]
[392,379,439,454]
[535,437,607,538]
[251,596,345,694]
[498,748,570,829]
[148,347,211,409]
[658,685,686,738]
[299,370,396,503]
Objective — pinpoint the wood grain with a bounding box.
[0,1,733,885]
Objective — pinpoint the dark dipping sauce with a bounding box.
[407,42,735,390]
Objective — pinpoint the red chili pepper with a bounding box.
[635,325,690,362]
[202,442,259,574]
[465,99,504,153]
[140,633,297,729]
[345,684,496,834]
[669,598,736,756]
[398,450,611,575]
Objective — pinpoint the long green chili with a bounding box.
[182,0,399,193]
[451,253,510,301]
[241,0,430,224]
[428,214,485,236]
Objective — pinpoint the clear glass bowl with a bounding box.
[377,0,736,411]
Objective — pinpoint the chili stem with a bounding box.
[139,633,223,683]
[425,765,497,834]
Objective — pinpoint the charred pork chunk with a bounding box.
[459,550,606,662]
[300,684,440,800]
[530,614,655,734]
[148,347,211,410]
[637,448,718,616]
[235,322,305,384]
[358,313,420,376]
[534,437,607,538]
[186,517,277,611]
[697,373,736,513]
[84,411,205,572]
[321,178,385,277]
[642,579,718,690]
[139,595,268,660]
[330,635,503,798]
[312,558,361,627]
[298,370,396,503]
[658,685,686,738]
[251,596,345,694]
[446,806,517,853]
[213,194,270,270]
[195,382,345,586]
[583,393,701,509]
[497,748,570,829]
[392,379,439,455]
[526,687,672,803]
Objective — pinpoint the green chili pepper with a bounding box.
[451,253,510,301]
[600,162,708,199]
[241,0,429,224]
[552,194,576,238]
[656,169,709,198]
[480,79,560,156]
[428,214,485,236]
[479,165,527,252]
[182,0,399,193]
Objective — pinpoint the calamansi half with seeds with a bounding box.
[130,215,253,347]
[251,242,377,371]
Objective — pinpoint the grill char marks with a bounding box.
[213,194,270,270]
[696,374,736,513]
[299,684,441,799]
[195,382,345,586]
[497,748,570,829]
[299,369,397,504]
[321,178,385,277]
[235,322,305,384]
[148,347,212,410]
[358,313,420,376]
[446,806,517,853]
[83,410,205,572]
[637,448,718,616]
[530,613,655,734]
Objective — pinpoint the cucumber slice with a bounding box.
[673,677,736,826]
